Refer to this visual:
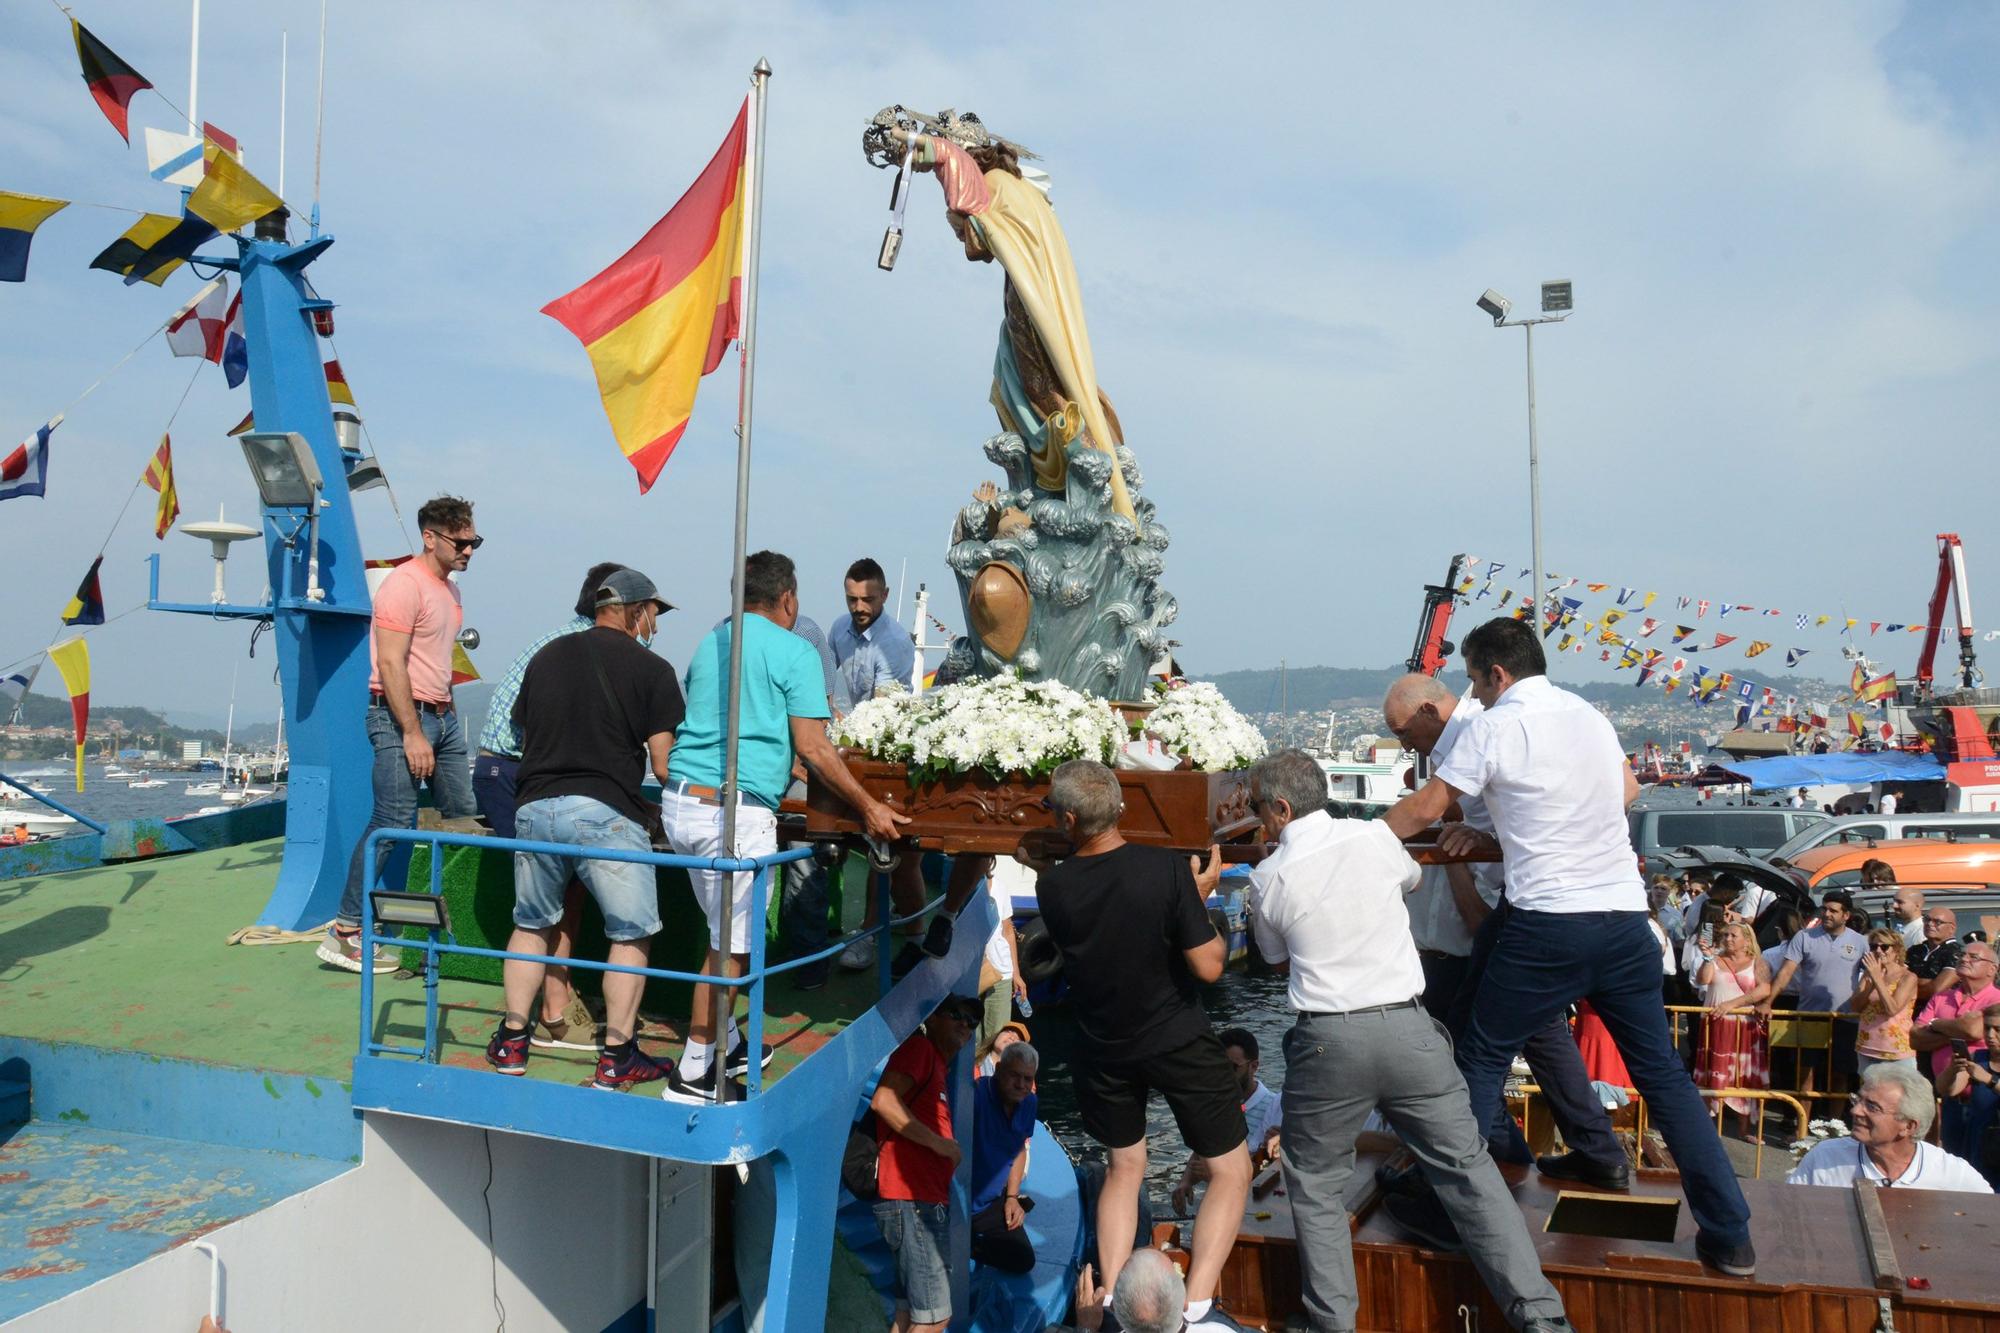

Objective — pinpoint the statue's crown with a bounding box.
[863,105,1037,169]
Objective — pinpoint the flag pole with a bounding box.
[716,57,771,1109]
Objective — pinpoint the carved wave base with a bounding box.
[804,754,1257,855]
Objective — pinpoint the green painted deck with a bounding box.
[0,838,889,1093]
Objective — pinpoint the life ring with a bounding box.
[1015,914,1065,986]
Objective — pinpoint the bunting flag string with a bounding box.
[142,435,178,538]
[0,192,70,282]
[46,637,90,793]
[70,19,152,144]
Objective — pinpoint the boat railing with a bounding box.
[358,826,943,1099]
[1514,1080,1811,1178]
[0,768,107,833]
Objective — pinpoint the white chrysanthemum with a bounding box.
[1144,681,1267,772]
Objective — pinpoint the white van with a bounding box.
[1768,812,2000,865]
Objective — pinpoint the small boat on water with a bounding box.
[127,775,167,789]
[184,781,222,796]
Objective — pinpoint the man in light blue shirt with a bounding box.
[663,550,907,1099]
[828,556,917,704]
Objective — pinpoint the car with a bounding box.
[1766,812,2000,866]
[1629,805,1828,879]
[1781,840,2000,941]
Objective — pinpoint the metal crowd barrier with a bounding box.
[356,827,943,1099]
[1665,1003,1858,1114]
[1513,1082,1811,1178]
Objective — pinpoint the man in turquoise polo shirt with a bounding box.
[664,550,907,1099]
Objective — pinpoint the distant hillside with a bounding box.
[1197,664,1406,714]
[11,694,224,744]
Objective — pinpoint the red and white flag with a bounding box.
[165,277,230,363]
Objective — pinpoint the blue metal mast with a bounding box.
[149,217,373,929]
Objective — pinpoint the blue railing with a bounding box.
[358,827,942,1099]
[0,769,108,834]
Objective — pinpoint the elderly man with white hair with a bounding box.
[970,1040,1041,1274]
[1071,1248,1188,1333]
[1787,1061,1992,1192]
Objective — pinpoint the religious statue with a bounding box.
[864,107,1176,700]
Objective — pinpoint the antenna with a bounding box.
[187,0,201,135]
[278,30,288,198]
[311,0,328,236]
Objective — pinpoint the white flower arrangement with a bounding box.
[833,674,1126,783]
[1788,1117,1851,1161]
[1144,681,1268,772]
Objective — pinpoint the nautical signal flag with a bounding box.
[89,212,188,286]
[0,662,36,714]
[71,20,152,144]
[226,409,255,437]
[121,206,218,286]
[221,288,247,388]
[62,556,106,627]
[47,638,90,792]
[324,360,355,407]
[185,144,284,234]
[0,192,70,282]
[449,641,480,686]
[166,278,231,362]
[541,101,749,493]
[143,436,179,539]
[0,417,60,502]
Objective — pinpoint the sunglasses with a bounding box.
[427,530,484,552]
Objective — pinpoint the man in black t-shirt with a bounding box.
[1021,760,1250,1330]
[486,568,686,1092]
[1910,905,1965,1003]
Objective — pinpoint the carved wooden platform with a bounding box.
[1177,1150,2000,1331]
[803,753,1257,854]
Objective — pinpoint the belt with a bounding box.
[371,692,452,716]
[1298,998,1423,1019]
[666,779,774,811]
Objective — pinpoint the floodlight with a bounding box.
[1541,280,1573,313]
[238,432,325,508]
[1476,289,1512,324]
[370,890,450,933]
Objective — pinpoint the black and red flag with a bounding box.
[71,20,152,144]
[61,556,106,627]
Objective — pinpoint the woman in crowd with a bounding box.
[1850,927,1919,1073]
[1696,920,1773,1142]
[1936,1002,2000,1191]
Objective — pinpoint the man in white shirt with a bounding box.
[1881,790,1900,816]
[1383,675,1627,1191]
[1787,1062,1992,1193]
[1248,749,1572,1333]
[1384,618,1756,1279]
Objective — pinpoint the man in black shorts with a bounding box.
[1020,759,1251,1331]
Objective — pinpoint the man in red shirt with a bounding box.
[319,495,480,973]
[870,995,980,1333]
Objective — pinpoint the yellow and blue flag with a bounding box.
[0,192,69,282]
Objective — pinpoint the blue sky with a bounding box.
[2,2,1996,719]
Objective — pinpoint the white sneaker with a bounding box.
[837,934,877,971]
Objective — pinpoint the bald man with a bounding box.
[1382,675,1628,1195]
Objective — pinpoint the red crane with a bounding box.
[1915,533,1979,697]
[1407,555,1468,678]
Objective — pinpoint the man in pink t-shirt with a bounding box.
[317,495,481,974]
[1913,941,2000,1078]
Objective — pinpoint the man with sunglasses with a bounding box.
[1908,905,1964,1003]
[319,495,481,973]
[1383,617,1756,1278]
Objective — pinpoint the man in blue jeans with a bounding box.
[1385,617,1756,1278]
[319,495,481,974]
[484,568,686,1089]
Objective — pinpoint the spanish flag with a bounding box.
[71,20,151,144]
[48,637,90,792]
[1858,672,1897,704]
[324,359,356,407]
[542,102,748,492]
[143,435,179,539]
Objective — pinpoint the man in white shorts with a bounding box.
[663,551,905,1099]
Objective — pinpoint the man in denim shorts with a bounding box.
[485,569,685,1090]
[870,995,981,1333]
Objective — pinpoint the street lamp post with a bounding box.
[1477,281,1572,667]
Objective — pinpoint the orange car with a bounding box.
[1785,839,2000,942]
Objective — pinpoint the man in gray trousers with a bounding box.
[1245,750,1571,1333]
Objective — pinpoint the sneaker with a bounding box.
[1374,1160,1427,1197]
[486,1027,529,1075]
[658,1060,751,1105]
[1535,1148,1631,1191]
[837,934,877,971]
[1694,1233,1757,1277]
[724,1039,774,1078]
[593,1044,669,1091]
[531,995,603,1052]
[317,924,400,974]
[921,914,954,959]
[1383,1191,1463,1252]
[889,941,927,980]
